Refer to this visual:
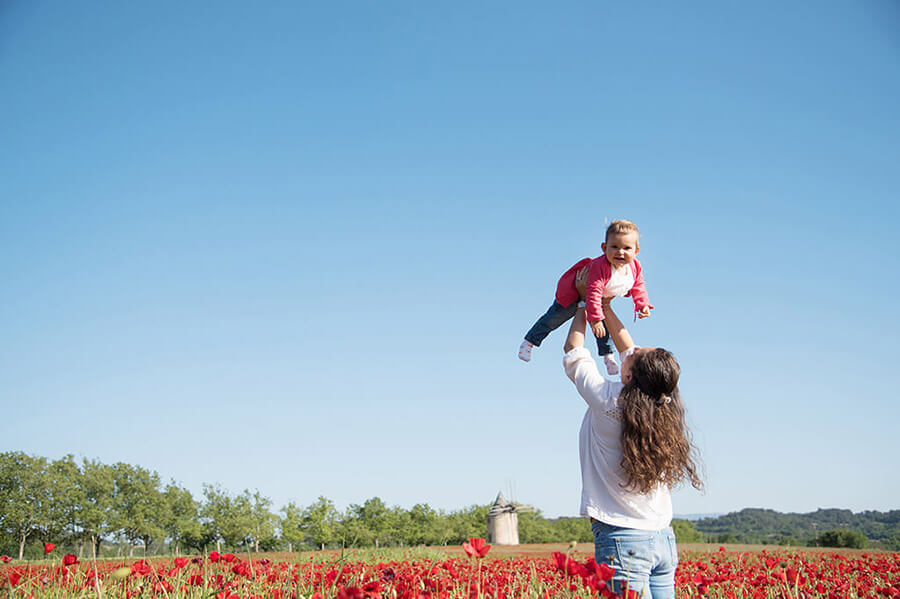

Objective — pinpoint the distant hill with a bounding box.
[674,513,723,521]
[692,508,900,550]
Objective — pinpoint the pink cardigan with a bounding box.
[555,256,653,323]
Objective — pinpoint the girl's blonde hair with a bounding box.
[605,219,639,241]
[619,348,704,494]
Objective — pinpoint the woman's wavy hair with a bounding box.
[619,348,704,494]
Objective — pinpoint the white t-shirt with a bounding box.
[603,265,635,298]
[563,346,672,530]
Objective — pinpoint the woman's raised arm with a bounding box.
[599,298,635,353]
[565,267,590,352]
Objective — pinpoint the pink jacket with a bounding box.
[555,256,653,323]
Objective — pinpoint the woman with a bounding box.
[564,273,702,599]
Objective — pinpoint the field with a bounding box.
[2,542,898,598]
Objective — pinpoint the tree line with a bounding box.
[0,452,597,560]
[6,452,891,559]
[691,507,900,550]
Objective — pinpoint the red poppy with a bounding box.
[130,560,151,577]
[7,572,21,586]
[461,537,491,558]
[61,554,78,566]
[222,553,235,563]
[43,543,55,554]
[337,587,365,599]
[209,551,221,562]
[0,555,11,564]
[173,557,188,568]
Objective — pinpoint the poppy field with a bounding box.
[2,540,899,599]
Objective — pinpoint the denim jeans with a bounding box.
[591,520,679,599]
[524,301,613,355]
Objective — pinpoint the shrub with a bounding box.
[817,529,868,549]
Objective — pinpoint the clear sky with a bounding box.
[2,1,899,519]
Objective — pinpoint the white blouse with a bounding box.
[564,346,672,530]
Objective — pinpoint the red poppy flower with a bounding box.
[209,551,221,562]
[7,572,21,586]
[222,553,235,563]
[61,554,78,566]
[337,587,365,599]
[44,543,55,554]
[461,537,491,558]
[0,555,11,564]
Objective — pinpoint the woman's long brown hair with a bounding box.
[619,348,704,494]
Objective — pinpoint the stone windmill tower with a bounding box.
[486,491,532,545]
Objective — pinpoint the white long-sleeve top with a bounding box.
[564,346,672,530]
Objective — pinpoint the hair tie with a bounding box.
[658,394,672,406]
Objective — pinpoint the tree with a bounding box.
[44,455,84,551]
[110,463,165,556]
[77,459,116,557]
[202,485,253,551]
[163,483,203,555]
[242,489,276,552]
[280,502,304,552]
[818,529,868,549]
[518,510,555,544]
[0,452,51,559]
[447,504,490,544]
[671,519,704,543]
[302,496,339,550]
[345,497,394,548]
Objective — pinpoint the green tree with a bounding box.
[354,497,393,548]
[77,459,116,557]
[406,503,441,546]
[110,462,165,556]
[202,485,253,551]
[0,452,51,559]
[447,504,490,544]
[242,489,276,552]
[163,483,203,555]
[818,529,868,549]
[550,517,593,543]
[280,502,305,552]
[518,510,555,544]
[44,455,84,550]
[302,496,339,550]
[672,519,704,543]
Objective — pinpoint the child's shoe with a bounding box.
[603,354,619,375]
[518,340,534,362]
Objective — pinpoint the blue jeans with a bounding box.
[591,520,679,599]
[524,301,613,355]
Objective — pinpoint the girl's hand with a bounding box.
[590,320,606,339]
[574,266,589,299]
[638,306,652,319]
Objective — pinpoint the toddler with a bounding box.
[518,219,653,374]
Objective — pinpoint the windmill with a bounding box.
[486,491,533,545]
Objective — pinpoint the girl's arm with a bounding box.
[600,298,635,353]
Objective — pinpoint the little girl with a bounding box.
[518,219,653,374]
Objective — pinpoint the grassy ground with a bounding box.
[275,541,891,563]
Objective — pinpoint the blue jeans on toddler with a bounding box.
[524,301,613,355]
[591,520,678,599]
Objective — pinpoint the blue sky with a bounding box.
[2,1,899,520]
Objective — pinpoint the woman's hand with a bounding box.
[601,300,636,353]
[574,266,589,299]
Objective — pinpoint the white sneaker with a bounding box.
[603,354,619,375]
[518,340,534,362]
